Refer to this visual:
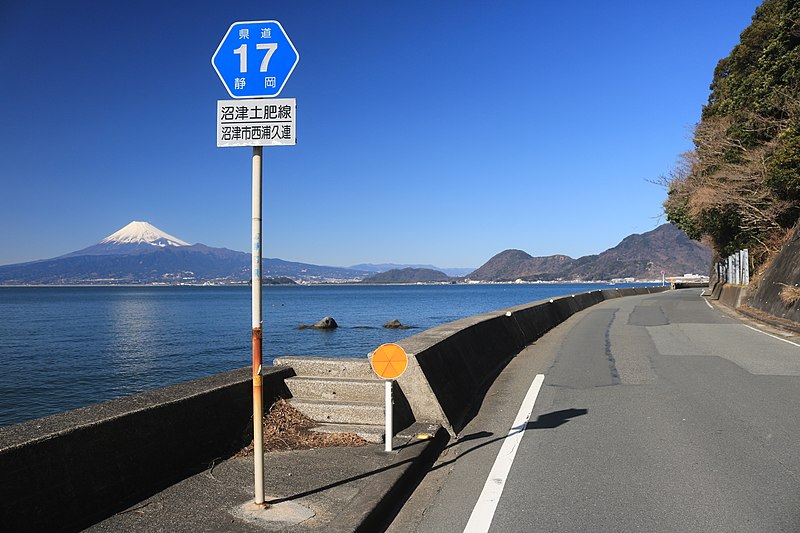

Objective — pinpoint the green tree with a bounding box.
[664,0,800,265]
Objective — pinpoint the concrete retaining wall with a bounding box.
[393,286,669,435]
[0,366,291,531]
[749,221,800,323]
[716,284,749,309]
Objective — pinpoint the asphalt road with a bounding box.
[388,289,800,533]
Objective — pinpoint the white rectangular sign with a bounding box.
[216,98,296,147]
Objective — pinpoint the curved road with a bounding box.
[389,289,800,532]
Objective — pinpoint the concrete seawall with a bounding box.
[0,285,671,529]
[0,366,291,531]
[392,287,669,435]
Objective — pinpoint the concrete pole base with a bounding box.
[231,499,315,528]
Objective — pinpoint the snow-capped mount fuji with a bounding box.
[102,221,189,247]
[0,221,372,285]
[2,220,253,284]
[61,221,191,257]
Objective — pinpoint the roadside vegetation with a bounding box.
[236,399,367,454]
[661,0,800,272]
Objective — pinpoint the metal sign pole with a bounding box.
[385,380,393,452]
[213,18,298,512]
[251,146,266,506]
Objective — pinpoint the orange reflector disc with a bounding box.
[371,343,408,379]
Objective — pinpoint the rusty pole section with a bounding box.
[251,146,266,506]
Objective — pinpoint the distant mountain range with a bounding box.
[0,221,371,285]
[468,224,711,282]
[0,221,711,285]
[350,263,474,277]
[363,267,451,284]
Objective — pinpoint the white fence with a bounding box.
[716,249,749,285]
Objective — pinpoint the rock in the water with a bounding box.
[313,316,338,329]
[297,316,339,330]
[383,319,408,329]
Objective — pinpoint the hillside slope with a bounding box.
[468,250,576,281]
[468,224,711,281]
[565,224,711,280]
[362,267,450,283]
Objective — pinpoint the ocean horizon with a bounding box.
[0,282,657,427]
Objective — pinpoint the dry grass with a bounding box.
[235,399,367,456]
[749,228,794,291]
[780,284,800,306]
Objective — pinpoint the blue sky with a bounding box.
[0,1,762,268]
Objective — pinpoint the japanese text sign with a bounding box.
[216,98,296,147]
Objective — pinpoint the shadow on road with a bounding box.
[526,408,588,430]
[431,408,588,471]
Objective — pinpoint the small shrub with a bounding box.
[779,284,800,306]
[236,399,367,456]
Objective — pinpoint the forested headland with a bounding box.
[663,0,800,274]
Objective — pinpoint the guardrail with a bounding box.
[716,249,750,285]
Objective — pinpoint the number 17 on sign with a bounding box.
[233,42,278,73]
[212,20,300,99]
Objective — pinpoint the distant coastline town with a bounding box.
[0,221,712,287]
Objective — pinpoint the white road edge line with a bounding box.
[463,373,545,533]
[744,324,800,347]
[704,297,713,309]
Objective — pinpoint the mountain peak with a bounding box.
[467,224,711,281]
[100,221,189,247]
[469,249,576,281]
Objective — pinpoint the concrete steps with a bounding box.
[274,356,376,379]
[273,356,414,444]
[288,398,385,426]
[311,422,389,443]
[285,376,384,403]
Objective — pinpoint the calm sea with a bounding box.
[0,283,653,427]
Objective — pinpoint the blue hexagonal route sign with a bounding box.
[212,20,299,99]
